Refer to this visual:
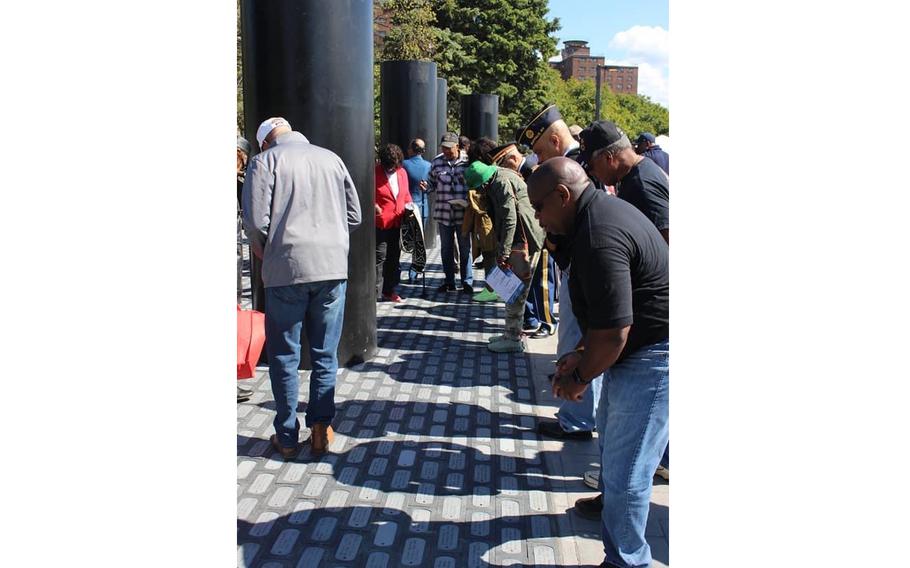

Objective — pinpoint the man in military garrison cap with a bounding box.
[490,142,538,181]
[516,102,581,163]
[516,102,606,504]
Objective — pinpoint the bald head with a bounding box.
[409,138,426,156]
[533,120,576,163]
[527,157,590,235]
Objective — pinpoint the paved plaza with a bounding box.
[237,244,669,567]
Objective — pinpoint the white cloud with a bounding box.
[609,25,669,67]
[606,26,670,108]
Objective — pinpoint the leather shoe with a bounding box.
[437,283,456,293]
[574,494,603,520]
[521,322,541,334]
[270,434,300,460]
[310,423,335,455]
[237,384,253,402]
[536,420,593,441]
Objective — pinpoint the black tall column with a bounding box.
[436,78,448,148]
[428,77,449,249]
[460,94,500,142]
[240,0,376,367]
[380,60,438,249]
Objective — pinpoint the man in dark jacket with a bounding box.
[634,132,669,175]
[464,161,545,353]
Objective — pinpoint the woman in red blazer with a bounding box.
[375,143,412,302]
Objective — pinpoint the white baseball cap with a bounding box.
[256,117,291,149]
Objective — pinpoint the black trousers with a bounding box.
[375,227,402,297]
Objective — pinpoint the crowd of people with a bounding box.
[237,102,670,567]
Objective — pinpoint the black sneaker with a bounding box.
[574,494,603,520]
[461,283,474,294]
[437,283,456,293]
[536,420,593,441]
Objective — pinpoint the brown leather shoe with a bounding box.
[269,434,300,460]
[310,423,335,455]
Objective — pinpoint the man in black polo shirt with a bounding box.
[528,158,669,568]
[580,120,669,244]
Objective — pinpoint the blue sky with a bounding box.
[546,0,669,107]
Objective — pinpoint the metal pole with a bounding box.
[595,65,603,120]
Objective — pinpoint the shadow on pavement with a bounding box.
[238,505,604,568]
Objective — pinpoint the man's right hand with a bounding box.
[556,351,582,377]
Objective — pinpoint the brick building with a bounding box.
[599,64,638,95]
[549,40,639,95]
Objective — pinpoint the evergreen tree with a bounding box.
[434,0,560,141]
[379,0,438,61]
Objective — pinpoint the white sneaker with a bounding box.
[583,469,600,489]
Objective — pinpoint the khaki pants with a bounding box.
[503,249,541,340]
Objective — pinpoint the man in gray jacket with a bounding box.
[242,117,362,458]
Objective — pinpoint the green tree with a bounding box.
[602,91,669,138]
[379,0,438,61]
[543,67,596,128]
[543,66,670,138]
[433,0,560,141]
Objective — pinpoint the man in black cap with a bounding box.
[634,132,669,175]
[580,121,669,244]
[528,157,669,568]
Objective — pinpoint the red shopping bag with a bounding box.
[237,305,266,379]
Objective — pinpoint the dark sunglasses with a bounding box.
[531,189,557,213]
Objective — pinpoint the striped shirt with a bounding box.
[428,154,468,226]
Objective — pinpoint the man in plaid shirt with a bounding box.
[428,132,472,293]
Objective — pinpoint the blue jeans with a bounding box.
[556,267,601,432]
[264,280,347,449]
[438,222,473,287]
[594,340,669,567]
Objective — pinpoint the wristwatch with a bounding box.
[572,367,592,385]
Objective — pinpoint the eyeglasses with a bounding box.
[530,189,557,213]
